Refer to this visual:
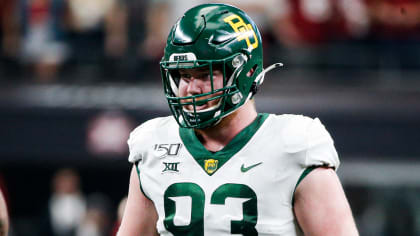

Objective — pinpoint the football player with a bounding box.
[118,3,358,236]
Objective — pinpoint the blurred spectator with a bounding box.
[0,187,9,236]
[139,0,207,80]
[364,0,420,70]
[76,193,112,236]
[270,0,369,47]
[40,168,86,236]
[117,0,147,81]
[0,0,20,79]
[268,0,370,68]
[65,0,127,81]
[19,0,69,83]
[0,175,14,236]
[86,110,134,157]
[0,0,19,55]
[365,0,420,39]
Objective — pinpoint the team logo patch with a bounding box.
[223,14,258,50]
[204,159,219,174]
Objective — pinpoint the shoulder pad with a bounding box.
[127,116,175,163]
[275,114,340,169]
[278,114,313,153]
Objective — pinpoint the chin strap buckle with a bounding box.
[251,82,259,95]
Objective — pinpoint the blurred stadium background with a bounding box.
[1,0,420,235]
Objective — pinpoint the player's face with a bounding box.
[178,67,224,111]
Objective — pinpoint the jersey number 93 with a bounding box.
[164,183,258,235]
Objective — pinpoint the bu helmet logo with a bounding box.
[204,159,219,174]
[224,14,259,50]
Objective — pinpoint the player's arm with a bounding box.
[294,167,359,236]
[0,188,9,236]
[117,165,159,236]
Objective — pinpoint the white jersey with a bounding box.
[128,113,339,236]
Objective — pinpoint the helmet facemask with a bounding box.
[161,53,249,129]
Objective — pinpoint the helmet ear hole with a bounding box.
[246,65,258,77]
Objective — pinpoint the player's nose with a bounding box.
[187,77,203,95]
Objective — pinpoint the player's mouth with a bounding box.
[182,92,222,112]
[184,103,208,111]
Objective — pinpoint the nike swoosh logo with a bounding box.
[241,162,263,172]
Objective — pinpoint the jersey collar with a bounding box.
[179,113,269,176]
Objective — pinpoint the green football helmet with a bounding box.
[160,3,282,129]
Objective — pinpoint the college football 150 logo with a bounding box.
[223,14,258,50]
[153,143,182,158]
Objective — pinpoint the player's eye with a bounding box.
[196,73,210,80]
[180,73,191,81]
